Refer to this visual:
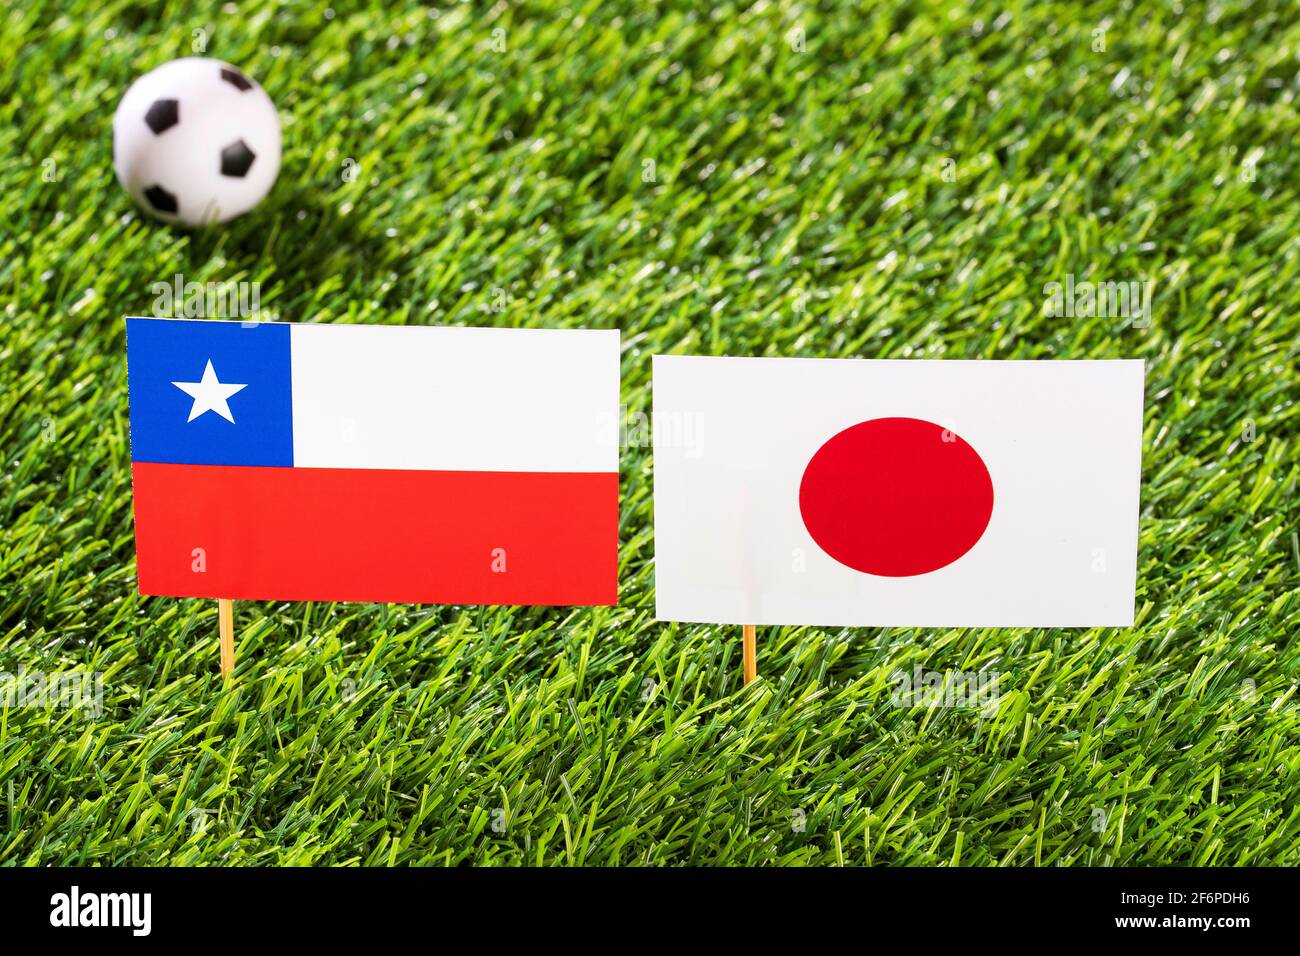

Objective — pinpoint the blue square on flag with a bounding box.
[126,318,293,466]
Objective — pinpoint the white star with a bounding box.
[172,360,248,423]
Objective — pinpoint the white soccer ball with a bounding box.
[113,57,281,227]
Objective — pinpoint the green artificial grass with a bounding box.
[1,0,1298,865]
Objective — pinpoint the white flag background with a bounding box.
[653,356,1145,627]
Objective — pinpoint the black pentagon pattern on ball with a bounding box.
[144,98,179,134]
[144,185,178,214]
[220,139,257,178]
[220,67,252,92]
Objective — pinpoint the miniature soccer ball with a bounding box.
[113,58,281,227]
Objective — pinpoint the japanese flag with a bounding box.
[652,356,1145,627]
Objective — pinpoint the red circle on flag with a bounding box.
[798,417,994,577]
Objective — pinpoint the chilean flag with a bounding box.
[126,318,619,606]
[653,356,1145,627]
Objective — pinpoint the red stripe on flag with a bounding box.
[132,462,618,605]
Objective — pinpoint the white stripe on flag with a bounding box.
[291,325,619,472]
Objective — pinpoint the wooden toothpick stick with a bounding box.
[742,624,757,685]
[218,598,235,679]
